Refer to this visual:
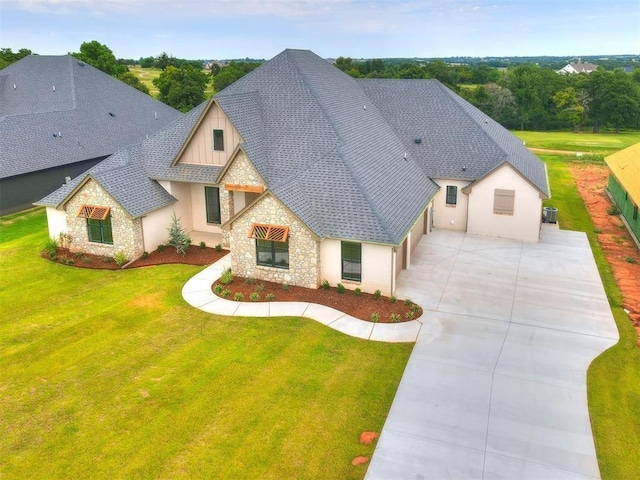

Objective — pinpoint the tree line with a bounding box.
[335,57,640,132]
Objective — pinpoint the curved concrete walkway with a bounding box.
[181,257,422,343]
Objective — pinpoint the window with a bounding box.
[249,223,290,269]
[342,241,362,282]
[213,129,224,151]
[494,189,515,215]
[634,205,638,220]
[446,186,457,205]
[77,204,113,244]
[87,216,113,244]
[256,239,289,269]
[205,186,221,224]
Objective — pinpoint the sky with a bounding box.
[1,0,639,60]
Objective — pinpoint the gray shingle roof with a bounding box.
[0,55,182,179]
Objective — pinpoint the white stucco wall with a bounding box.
[45,207,68,239]
[432,178,469,231]
[320,239,394,296]
[466,164,543,242]
[167,182,193,232]
[190,183,223,234]
[141,206,175,252]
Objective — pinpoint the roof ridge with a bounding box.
[66,55,78,111]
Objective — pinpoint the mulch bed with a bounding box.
[212,276,423,323]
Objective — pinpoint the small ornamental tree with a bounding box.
[167,213,191,256]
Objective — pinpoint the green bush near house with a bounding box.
[0,208,412,479]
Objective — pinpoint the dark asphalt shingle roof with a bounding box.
[0,55,182,179]
[39,49,549,245]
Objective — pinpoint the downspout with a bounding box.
[391,247,396,295]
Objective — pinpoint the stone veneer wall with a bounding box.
[229,195,320,289]
[65,179,144,261]
[219,152,265,248]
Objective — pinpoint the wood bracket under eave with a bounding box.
[224,184,264,193]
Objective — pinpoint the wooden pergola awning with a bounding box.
[248,223,289,242]
[77,204,110,220]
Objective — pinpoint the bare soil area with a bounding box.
[569,164,640,342]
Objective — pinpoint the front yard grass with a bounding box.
[541,155,640,480]
[513,130,640,155]
[0,208,412,479]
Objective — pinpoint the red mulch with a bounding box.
[352,456,369,466]
[41,245,228,270]
[212,276,423,323]
[359,432,379,445]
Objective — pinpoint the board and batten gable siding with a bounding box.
[431,179,469,231]
[228,194,320,289]
[176,102,242,166]
[466,163,543,242]
[64,179,144,260]
[320,240,394,296]
[218,151,266,248]
[608,174,640,242]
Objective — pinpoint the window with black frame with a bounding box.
[341,241,361,281]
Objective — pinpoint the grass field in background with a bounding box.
[513,130,640,155]
[0,208,412,479]
[540,154,640,480]
[129,65,214,99]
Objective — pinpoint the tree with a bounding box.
[0,47,32,70]
[117,71,149,95]
[155,52,177,71]
[73,41,126,76]
[153,64,209,112]
[553,87,586,132]
[139,56,155,68]
[167,213,191,256]
[212,61,261,92]
[587,69,640,132]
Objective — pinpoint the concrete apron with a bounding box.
[366,225,619,480]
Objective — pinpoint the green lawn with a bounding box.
[513,130,640,155]
[0,208,412,479]
[541,154,640,480]
[129,65,215,99]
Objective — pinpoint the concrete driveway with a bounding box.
[366,226,619,479]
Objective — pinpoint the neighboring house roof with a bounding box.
[557,61,599,74]
[605,142,640,204]
[39,49,549,246]
[0,55,182,179]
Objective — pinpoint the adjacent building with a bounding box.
[605,143,640,244]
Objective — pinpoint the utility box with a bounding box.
[543,207,558,223]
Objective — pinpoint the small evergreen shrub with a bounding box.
[250,292,260,302]
[281,282,290,291]
[157,244,165,252]
[167,213,192,256]
[255,283,265,292]
[220,268,233,285]
[213,284,224,294]
[607,205,620,215]
[404,298,413,307]
[44,237,58,257]
[82,255,91,264]
[141,251,150,259]
[411,304,421,313]
[265,293,275,301]
[102,256,112,263]
[215,244,223,252]
[66,258,74,266]
[73,251,83,258]
[354,287,362,297]
[321,280,330,290]
[374,289,381,300]
[245,276,256,285]
[390,313,400,323]
[389,295,397,304]
[113,251,128,267]
[625,256,637,264]
[371,312,380,323]
[221,289,231,298]
[199,241,206,249]
[336,283,345,293]
[405,311,415,320]
[234,292,244,301]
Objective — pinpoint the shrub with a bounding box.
[220,268,233,285]
[157,244,165,252]
[607,205,620,215]
[50,253,58,262]
[199,241,206,249]
[250,292,260,302]
[221,289,231,298]
[245,276,256,285]
[59,231,73,249]
[390,313,400,323]
[66,258,74,266]
[405,311,415,320]
[102,256,112,263]
[389,295,397,304]
[265,293,275,301]
[321,279,330,290]
[403,298,413,307]
[354,287,362,296]
[625,256,637,264]
[167,212,192,256]
[141,251,150,259]
[374,289,381,300]
[336,283,345,293]
[281,282,290,291]
[113,251,128,267]
[234,292,244,301]
[43,237,58,257]
[215,244,223,252]
[371,312,380,323]
[82,255,91,264]
[255,283,265,292]
[213,284,224,294]
[73,251,83,258]
[411,304,421,313]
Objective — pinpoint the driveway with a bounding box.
[366,226,619,479]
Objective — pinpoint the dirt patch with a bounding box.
[212,277,422,323]
[569,164,640,343]
[352,456,369,466]
[359,431,379,445]
[42,245,229,270]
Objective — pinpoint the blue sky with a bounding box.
[1,0,638,60]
